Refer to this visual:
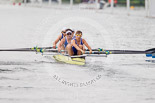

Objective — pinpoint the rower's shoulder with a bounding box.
[81,38,86,42]
[62,37,65,40]
[57,34,62,39]
[59,37,65,43]
[59,34,63,37]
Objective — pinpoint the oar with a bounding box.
[0,49,34,52]
[0,46,58,53]
[84,48,155,58]
[85,51,145,54]
[0,48,62,53]
[7,46,53,50]
[85,48,154,54]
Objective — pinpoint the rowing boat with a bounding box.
[53,54,86,65]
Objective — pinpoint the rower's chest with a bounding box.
[76,40,81,45]
[66,39,71,43]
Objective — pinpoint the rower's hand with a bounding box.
[89,50,92,54]
[81,50,85,54]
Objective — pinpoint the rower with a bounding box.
[71,30,92,56]
[58,30,73,54]
[53,27,67,49]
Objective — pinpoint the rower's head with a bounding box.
[66,29,74,37]
[66,29,73,32]
[75,30,82,39]
[61,27,67,36]
[66,31,72,39]
[69,28,75,34]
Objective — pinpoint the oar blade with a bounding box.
[145,48,155,58]
[152,53,155,58]
[146,54,152,57]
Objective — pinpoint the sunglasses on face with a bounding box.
[67,33,72,35]
[76,34,82,36]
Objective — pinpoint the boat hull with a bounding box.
[53,54,85,65]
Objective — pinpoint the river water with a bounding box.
[0,5,155,103]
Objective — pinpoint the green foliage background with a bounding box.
[62,0,145,6]
[62,0,82,3]
[117,0,145,6]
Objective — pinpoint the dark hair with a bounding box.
[76,30,82,35]
[66,29,73,32]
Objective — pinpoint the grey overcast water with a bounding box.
[0,4,155,103]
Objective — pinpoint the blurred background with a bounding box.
[0,0,154,17]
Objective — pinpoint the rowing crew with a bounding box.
[53,28,92,56]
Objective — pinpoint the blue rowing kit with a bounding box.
[72,38,83,55]
[60,33,63,41]
[64,36,83,55]
[64,37,69,48]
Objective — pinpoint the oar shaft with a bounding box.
[0,48,61,53]
[0,49,34,51]
[85,48,149,54]
[85,51,146,54]
[14,47,53,50]
[43,49,58,52]
[105,50,146,54]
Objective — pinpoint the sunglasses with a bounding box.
[76,34,82,36]
[67,33,72,35]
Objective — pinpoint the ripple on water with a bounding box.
[0,61,30,65]
[0,85,34,91]
[0,67,31,73]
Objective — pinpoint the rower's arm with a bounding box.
[72,40,82,51]
[53,35,62,48]
[58,38,64,52]
[83,39,92,51]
